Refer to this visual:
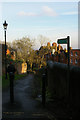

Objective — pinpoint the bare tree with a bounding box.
[37,35,51,47]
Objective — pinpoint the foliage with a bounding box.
[54,51,58,56]
[27,50,36,67]
[11,37,34,62]
[5,35,52,70]
[37,46,51,67]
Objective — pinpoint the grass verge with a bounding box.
[2,73,27,89]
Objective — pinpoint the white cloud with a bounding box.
[18,6,57,17]
[61,11,78,15]
[42,6,57,16]
[18,11,38,16]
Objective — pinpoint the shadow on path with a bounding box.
[2,74,53,120]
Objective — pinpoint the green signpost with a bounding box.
[57,38,68,44]
[57,36,70,102]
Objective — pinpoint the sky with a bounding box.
[0,1,79,50]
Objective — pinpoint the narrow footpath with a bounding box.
[2,74,55,120]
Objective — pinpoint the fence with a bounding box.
[47,60,80,109]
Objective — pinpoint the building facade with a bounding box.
[44,42,80,67]
[70,49,80,66]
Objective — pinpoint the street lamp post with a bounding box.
[3,21,8,79]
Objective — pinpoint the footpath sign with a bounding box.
[57,38,68,44]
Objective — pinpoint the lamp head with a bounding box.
[3,21,8,30]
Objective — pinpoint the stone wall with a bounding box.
[15,62,27,74]
[2,62,27,75]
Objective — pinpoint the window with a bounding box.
[71,51,73,56]
[70,59,73,64]
[75,52,78,56]
[75,59,78,64]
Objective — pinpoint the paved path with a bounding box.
[2,74,55,120]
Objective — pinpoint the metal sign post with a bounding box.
[67,36,70,68]
[67,36,70,103]
[57,36,70,101]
